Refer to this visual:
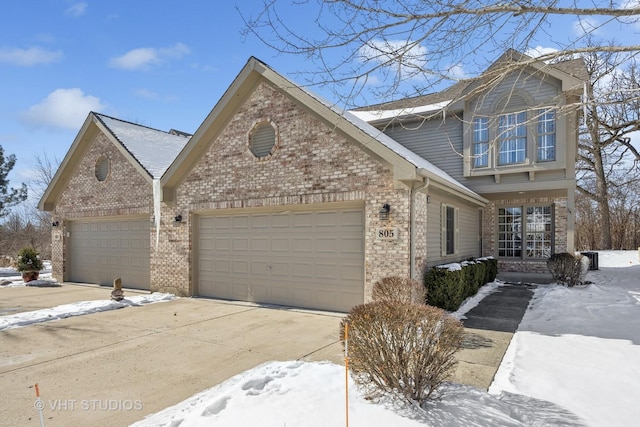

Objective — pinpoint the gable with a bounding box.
[54,131,153,215]
[177,81,393,204]
[467,69,563,114]
[163,57,486,207]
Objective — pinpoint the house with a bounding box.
[39,51,586,312]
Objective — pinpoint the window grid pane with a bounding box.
[525,206,552,258]
[498,112,526,165]
[537,109,556,161]
[473,118,489,167]
[498,207,522,257]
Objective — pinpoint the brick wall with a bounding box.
[51,132,152,282]
[152,81,414,300]
[482,195,569,273]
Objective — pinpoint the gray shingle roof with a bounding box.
[94,113,190,179]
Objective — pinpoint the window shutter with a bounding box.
[441,203,447,256]
[454,207,460,255]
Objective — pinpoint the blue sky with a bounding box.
[1,1,314,196]
[1,1,638,206]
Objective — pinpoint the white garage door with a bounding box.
[196,205,364,312]
[69,218,150,290]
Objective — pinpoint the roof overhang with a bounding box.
[161,57,472,204]
[38,112,153,212]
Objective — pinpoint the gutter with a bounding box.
[410,177,429,280]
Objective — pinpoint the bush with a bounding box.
[423,265,466,311]
[371,276,427,305]
[424,257,498,311]
[340,301,464,405]
[465,260,486,296]
[547,253,584,287]
[14,247,43,272]
[480,257,498,283]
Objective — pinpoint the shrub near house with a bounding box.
[424,257,498,311]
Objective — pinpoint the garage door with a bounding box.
[69,218,150,290]
[196,206,364,312]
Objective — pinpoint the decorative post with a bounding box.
[111,278,124,301]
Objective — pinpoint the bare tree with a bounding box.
[0,152,60,259]
[577,51,640,249]
[242,0,640,106]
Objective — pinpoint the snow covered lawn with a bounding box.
[131,251,640,427]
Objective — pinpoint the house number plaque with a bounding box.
[376,227,399,240]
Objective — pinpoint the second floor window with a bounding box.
[473,117,489,167]
[498,112,527,165]
[537,109,556,161]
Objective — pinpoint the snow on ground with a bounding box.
[0,293,176,331]
[0,260,55,287]
[131,251,640,427]
[4,253,638,425]
[490,250,640,427]
[1,261,176,330]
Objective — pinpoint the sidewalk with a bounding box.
[453,284,536,389]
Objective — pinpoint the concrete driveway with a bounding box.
[0,284,344,427]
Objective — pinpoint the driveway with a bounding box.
[0,284,344,427]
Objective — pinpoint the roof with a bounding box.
[38,112,190,211]
[161,56,487,206]
[351,50,587,119]
[94,113,189,179]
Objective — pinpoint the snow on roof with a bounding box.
[95,114,190,179]
[348,100,451,123]
[265,69,479,199]
[342,109,478,196]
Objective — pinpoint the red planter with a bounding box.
[21,271,40,283]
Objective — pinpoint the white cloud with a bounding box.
[109,43,190,71]
[159,43,190,59]
[572,17,602,36]
[0,46,62,66]
[359,39,428,78]
[22,88,105,130]
[65,2,88,17]
[446,63,467,80]
[525,46,559,59]
[109,47,158,70]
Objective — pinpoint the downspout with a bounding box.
[410,177,429,280]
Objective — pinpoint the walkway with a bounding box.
[453,284,537,389]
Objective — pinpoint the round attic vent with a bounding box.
[95,155,110,182]
[249,122,277,159]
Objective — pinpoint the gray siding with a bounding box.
[384,117,465,182]
[470,71,561,113]
[425,190,480,268]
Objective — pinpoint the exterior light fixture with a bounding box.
[379,204,390,221]
[174,214,182,222]
[51,221,59,227]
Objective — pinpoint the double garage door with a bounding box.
[68,217,150,290]
[196,205,364,312]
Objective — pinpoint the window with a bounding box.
[249,122,277,159]
[473,117,489,167]
[498,112,527,165]
[537,109,556,161]
[441,204,458,256]
[498,206,553,258]
[526,206,553,258]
